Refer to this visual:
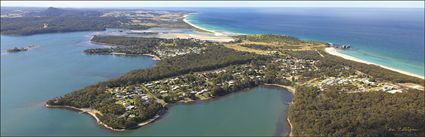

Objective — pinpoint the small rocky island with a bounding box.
[328,43,351,49]
[6,45,37,53]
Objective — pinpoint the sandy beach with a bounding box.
[287,117,294,137]
[183,14,245,37]
[183,14,224,36]
[325,47,424,79]
[264,84,296,94]
[138,114,161,127]
[180,14,238,42]
[143,54,161,61]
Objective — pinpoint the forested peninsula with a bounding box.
[46,34,424,136]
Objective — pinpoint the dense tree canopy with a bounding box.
[289,86,425,137]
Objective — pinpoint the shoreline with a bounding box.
[287,117,293,137]
[45,104,124,131]
[183,14,222,36]
[45,104,162,132]
[89,39,161,60]
[325,47,424,79]
[263,84,295,94]
[143,54,161,61]
[263,84,295,137]
[183,14,242,37]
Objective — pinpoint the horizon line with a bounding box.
[1,1,424,8]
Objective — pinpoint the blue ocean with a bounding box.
[184,8,425,77]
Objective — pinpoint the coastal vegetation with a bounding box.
[0,7,136,35]
[47,34,424,136]
[1,7,190,36]
[236,34,303,45]
[289,86,424,137]
[0,16,134,35]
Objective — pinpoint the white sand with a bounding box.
[263,83,296,94]
[183,14,223,36]
[325,47,424,79]
[183,14,243,36]
[157,31,234,42]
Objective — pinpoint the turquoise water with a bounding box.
[1,32,292,136]
[185,8,424,77]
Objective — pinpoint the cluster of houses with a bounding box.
[140,63,268,101]
[134,57,319,103]
[134,57,327,103]
[272,58,318,75]
[273,56,414,94]
[314,74,410,93]
[154,47,205,58]
[107,86,151,112]
[318,76,376,88]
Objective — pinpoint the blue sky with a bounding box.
[1,1,424,8]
